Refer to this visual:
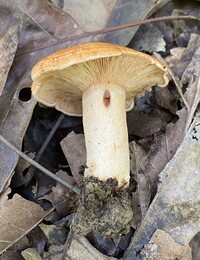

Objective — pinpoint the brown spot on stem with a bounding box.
[103,90,110,107]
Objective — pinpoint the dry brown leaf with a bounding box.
[0,189,47,254]
[103,0,171,45]
[50,0,171,46]
[142,61,200,194]
[190,232,200,260]
[172,9,200,47]
[60,132,86,185]
[153,86,179,114]
[124,115,200,258]
[15,0,84,53]
[130,142,151,218]
[131,23,166,52]
[61,0,115,32]
[184,66,200,133]
[168,34,199,80]
[0,22,21,96]
[0,0,90,193]
[130,192,142,230]
[0,89,36,193]
[21,248,42,260]
[182,35,200,84]
[52,170,79,217]
[43,244,63,259]
[39,223,67,245]
[144,108,187,193]
[11,152,35,188]
[0,0,88,125]
[140,229,192,260]
[65,235,116,260]
[0,250,25,260]
[127,108,164,138]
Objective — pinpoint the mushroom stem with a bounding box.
[83,84,130,188]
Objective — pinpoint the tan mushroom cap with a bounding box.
[31,42,168,116]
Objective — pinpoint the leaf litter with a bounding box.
[0,0,200,259]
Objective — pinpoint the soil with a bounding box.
[71,177,133,237]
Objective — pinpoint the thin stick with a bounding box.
[168,69,190,111]
[0,134,81,195]
[26,113,65,178]
[17,15,199,55]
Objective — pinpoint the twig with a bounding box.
[0,207,55,255]
[0,134,81,195]
[25,113,65,179]
[16,15,199,55]
[168,69,190,111]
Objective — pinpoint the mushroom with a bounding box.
[32,42,168,187]
[31,42,168,236]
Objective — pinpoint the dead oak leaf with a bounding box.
[140,229,192,259]
[0,189,47,253]
[65,235,116,260]
[52,170,80,218]
[0,22,21,96]
[60,132,86,185]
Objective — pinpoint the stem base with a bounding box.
[71,177,133,237]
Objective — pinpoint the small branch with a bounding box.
[0,134,81,196]
[17,15,199,55]
[168,69,190,111]
[26,113,65,179]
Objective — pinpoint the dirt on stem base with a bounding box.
[71,177,133,237]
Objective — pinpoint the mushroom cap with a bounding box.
[31,42,168,116]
